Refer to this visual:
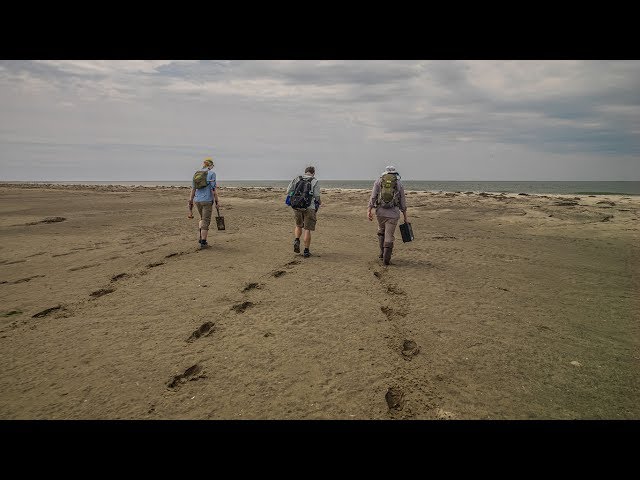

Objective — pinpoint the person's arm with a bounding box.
[313,179,321,208]
[367,180,379,221]
[209,171,219,207]
[398,182,408,223]
[189,187,195,206]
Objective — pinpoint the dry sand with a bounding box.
[0,184,638,420]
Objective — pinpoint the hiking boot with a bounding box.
[294,238,300,253]
[383,244,393,265]
[303,248,311,258]
[200,240,208,249]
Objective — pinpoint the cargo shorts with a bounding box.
[196,201,213,230]
[294,207,317,231]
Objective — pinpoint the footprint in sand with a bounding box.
[90,288,115,298]
[166,363,205,390]
[380,305,407,321]
[284,260,300,268]
[385,386,405,411]
[386,284,406,295]
[147,262,164,268]
[231,301,254,313]
[401,340,420,360]
[11,275,45,284]
[32,305,63,318]
[186,322,215,342]
[272,270,286,278]
[165,252,186,259]
[242,282,263,292]
[111,273,129,282]
[25,216,66,226]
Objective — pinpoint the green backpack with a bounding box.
[378,173,398,208]
[193,170,209,189]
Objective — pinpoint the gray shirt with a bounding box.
[368,175,407,219]
[287,174,321,210]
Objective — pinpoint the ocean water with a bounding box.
[8,180,640,195]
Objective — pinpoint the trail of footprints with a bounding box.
[166,258,302,392]
[4,248,196,327]
[6,235,442,417]
[375,261,454,419]
[373,265,428,417]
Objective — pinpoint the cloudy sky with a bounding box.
[1,60,638,181]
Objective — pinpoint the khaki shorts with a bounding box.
[196,201,213,230]
[294,208,317,231]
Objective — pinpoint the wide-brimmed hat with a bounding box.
[381,165,397,175]
[203,157,214,167]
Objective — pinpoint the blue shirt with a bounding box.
[193,169,217,202]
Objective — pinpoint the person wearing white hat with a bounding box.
[367,166,408,265]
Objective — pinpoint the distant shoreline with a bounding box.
[1,182,638,197]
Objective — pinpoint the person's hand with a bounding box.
[215,200,221,208]
[367,208,373,221]
[403,213,409,223]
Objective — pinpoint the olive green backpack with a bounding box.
[193,170,209,189]
[377,173,399,208]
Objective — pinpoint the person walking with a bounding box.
[367,165,408,265]
[286,166,321,258]
[188,157,220,249]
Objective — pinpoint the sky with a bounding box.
[0,60,639,181]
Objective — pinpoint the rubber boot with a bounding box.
[383,243,393,265]
[378,234,385,259]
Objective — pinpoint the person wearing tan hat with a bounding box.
[188,157,220,249]
[367,165,408,265]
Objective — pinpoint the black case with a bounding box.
[399,222,414,242]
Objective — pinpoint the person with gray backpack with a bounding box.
[286,166,321,258]
[188,157,220,249]
[367,165,408,265]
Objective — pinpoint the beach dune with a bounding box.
[0,184,638,419]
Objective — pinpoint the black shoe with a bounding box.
[200,240,208,249]
[303,248,310,258]
[293,238,300,253]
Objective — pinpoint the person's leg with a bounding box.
[294,211,303,252]
[302,209,316,257]
[196,203,205,243]
[199,203,213,246]
[376,215,386,259]
[383,217,398,265]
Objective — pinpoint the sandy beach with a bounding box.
[0,183,638,420]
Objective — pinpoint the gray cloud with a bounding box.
[0,60,638,181]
